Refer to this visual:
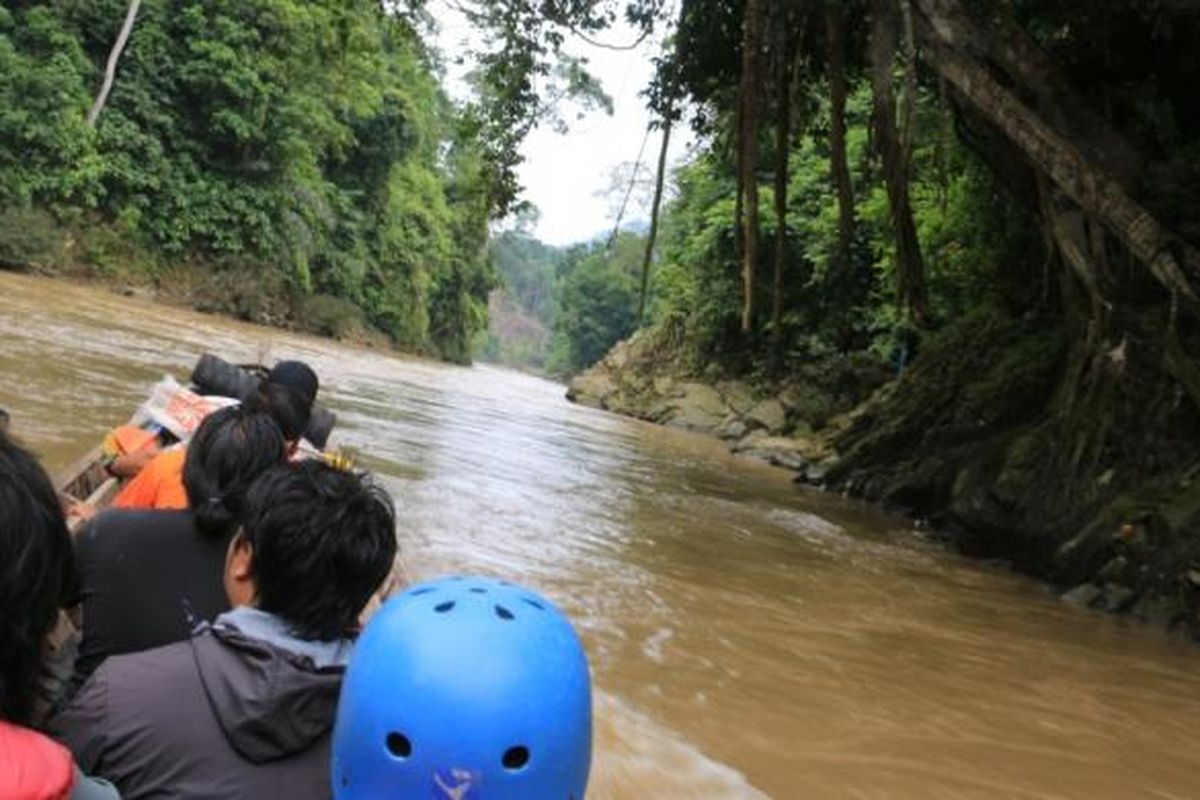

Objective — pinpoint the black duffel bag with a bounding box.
[190,353,337,449]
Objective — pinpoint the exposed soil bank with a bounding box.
[0,259,392,351]
[568,315,1200,640]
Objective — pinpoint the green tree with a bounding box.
[549,233,645,374]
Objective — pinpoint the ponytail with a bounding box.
[183,406,286,538]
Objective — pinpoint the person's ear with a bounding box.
[230,534,253,580]
[224,530,257,607]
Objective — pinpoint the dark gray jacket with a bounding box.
[52,610,347,799]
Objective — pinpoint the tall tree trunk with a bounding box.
[639,110,673,325]
[738,0,764,333]
[869,0,931,327]
[770,23,794,362]
[825,2,855,276]
[87,0,142,126]
[915,0,1140,183]
[914,16,1197,301]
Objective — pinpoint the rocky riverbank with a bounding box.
[566,330,890,483]
[568,316,1200,640]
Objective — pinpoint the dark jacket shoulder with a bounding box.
[71,508,231,693]
[54,624,340,800]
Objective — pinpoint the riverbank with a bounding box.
[566,328,890,481]
[0,207,478,361]
[0,225,393,351]
[568,317,1200,640]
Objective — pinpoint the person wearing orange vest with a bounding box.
[111,362,318,511]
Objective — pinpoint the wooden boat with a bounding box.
[38,360,399,719]
[51,353,338,531]
[56,443,123,533]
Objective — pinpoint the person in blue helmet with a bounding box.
[332,577,593,800]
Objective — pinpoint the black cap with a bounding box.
[267,360,319,406]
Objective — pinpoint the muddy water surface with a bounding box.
[3,271,1199,799]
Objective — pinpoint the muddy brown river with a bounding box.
[3,271,1199,798]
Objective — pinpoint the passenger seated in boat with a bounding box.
[67,405,287,694]
[0,430,119,800]
[53,461,396,800]
[110,381,311,512]
[103,358,321,484]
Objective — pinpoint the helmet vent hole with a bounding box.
[495,604,515,621]
[469,587,487,594]
[502,745,530,771]
[434,601,456,613]
[386,732,412,760]
[523,598,545,610]
[409,587,436,596]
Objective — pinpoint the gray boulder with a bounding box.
[664,382,728,433]
[745,398,787,434]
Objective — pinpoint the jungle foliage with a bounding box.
[532,1,1200,620]
[481,228,647,376]
[629,0,1200,375]
[0,0,496,361]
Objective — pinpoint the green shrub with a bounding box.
[299,293,366,339]
[0,207,67,271]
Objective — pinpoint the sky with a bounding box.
[430,3,694,246]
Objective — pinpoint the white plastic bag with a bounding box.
[134,376,239,442]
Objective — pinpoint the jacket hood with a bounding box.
[190,624,344,764]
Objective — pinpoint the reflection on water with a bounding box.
[4,271,1200,799]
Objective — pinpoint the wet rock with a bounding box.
[646,402,674,424]
[1131,595,1183,628]
[745,398,787,434]
[732,434,825,472]
[566,371,617,408]
[653,375,678,398]
[716,415,748,441]
[664,382,728,433]
[1098,583,1138,613]
[803,456,838,485]
[718,381,756,415]
[1061,583,1104,609]
[733,429,768,452]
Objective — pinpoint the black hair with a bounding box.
[267,360,319,407]
[0,430,73,725]
[244,382,312,443]
[183,405,287,537]
[241,461,397,641]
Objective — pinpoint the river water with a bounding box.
[3,271,1200,798]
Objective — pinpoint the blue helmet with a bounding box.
[332,576,593,800]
